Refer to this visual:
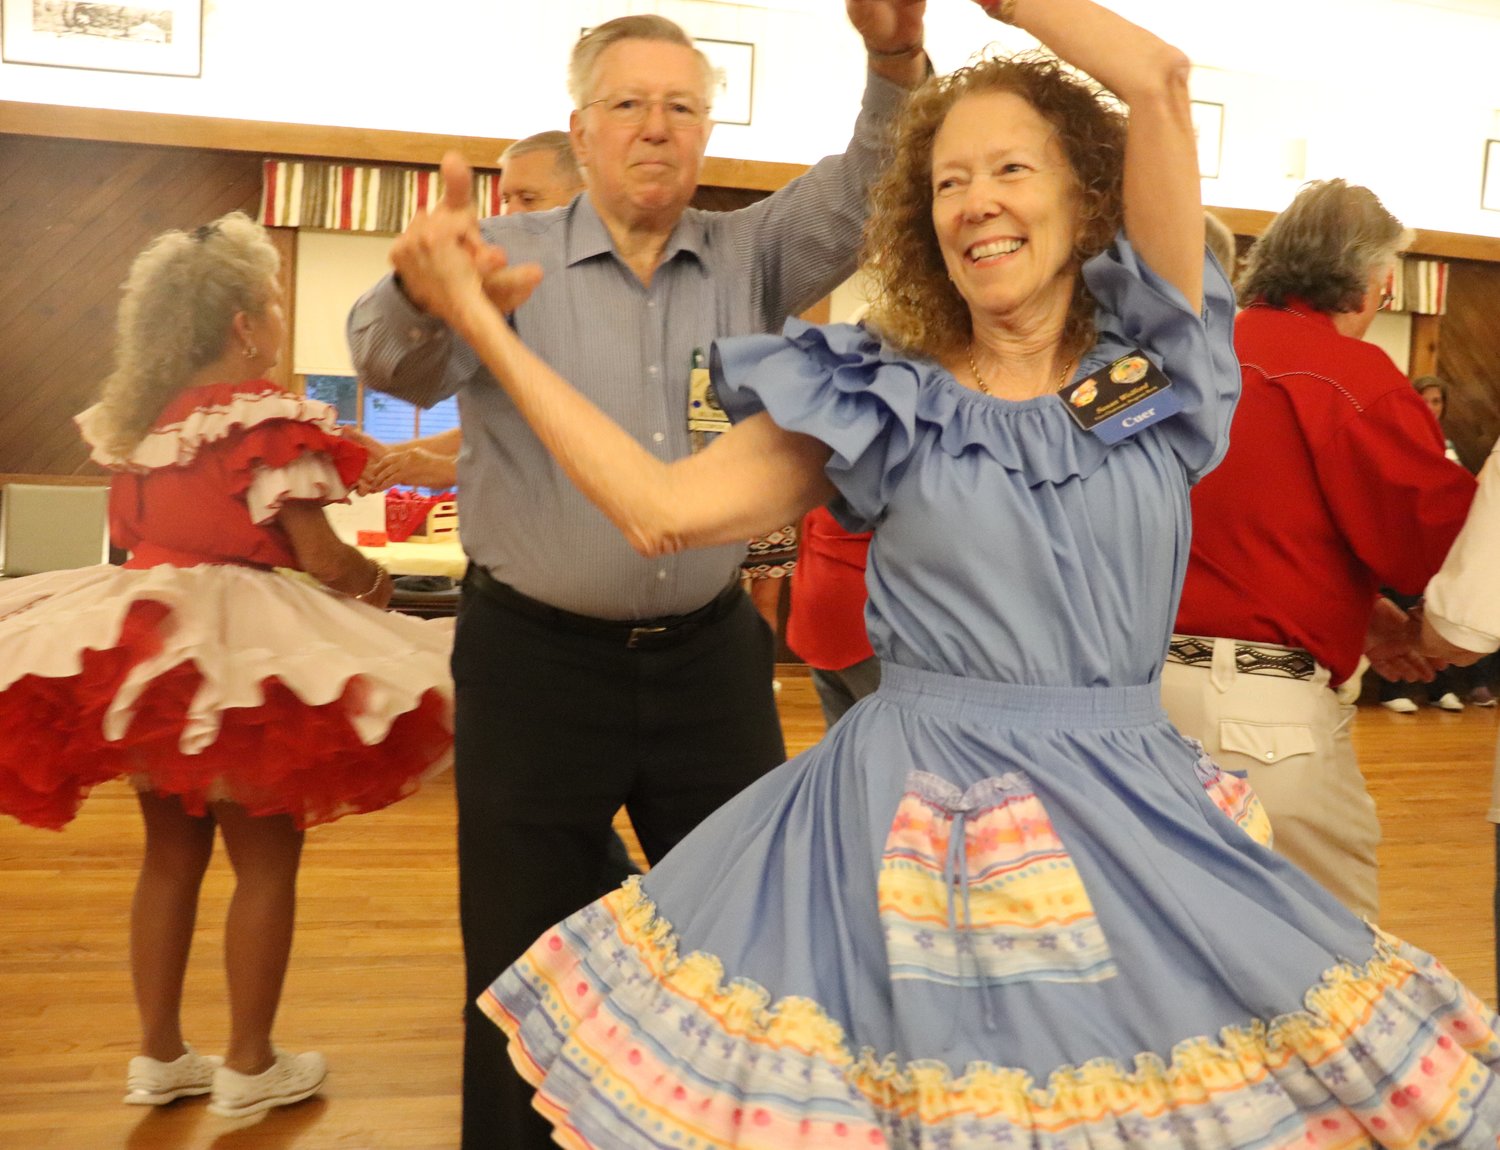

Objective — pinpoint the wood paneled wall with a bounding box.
[7,116,1500,480]
[1435,259,1500,472]
[0,134,262,475]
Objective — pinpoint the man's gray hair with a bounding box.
[1204,210,1236,274]
[567,15,714,109]
[1236,179,1413,314]
[500,130,583,188]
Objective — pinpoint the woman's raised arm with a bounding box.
[984,0,1202,310]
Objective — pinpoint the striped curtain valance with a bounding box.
[259,161,503,233]
[1390,258,1448,315]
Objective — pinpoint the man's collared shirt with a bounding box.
[349,71,904,620]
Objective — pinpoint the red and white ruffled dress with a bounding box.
[0,380,454,831]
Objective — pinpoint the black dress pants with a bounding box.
[451,584,785,1150]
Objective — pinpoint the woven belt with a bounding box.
[463,564,741,650]
[1165,635,1318,681]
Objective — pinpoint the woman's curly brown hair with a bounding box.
[863,52,1126,363]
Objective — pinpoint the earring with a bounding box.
[243,344,258,360]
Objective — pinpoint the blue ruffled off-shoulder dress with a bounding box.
[481,239,1500,1148]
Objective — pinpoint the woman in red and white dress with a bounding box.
[0,213,453,1118]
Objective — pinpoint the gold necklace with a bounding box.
[966,343,1074,397]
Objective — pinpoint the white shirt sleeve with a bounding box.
[1424,442,1500,656]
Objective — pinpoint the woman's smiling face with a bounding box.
[930,89,1084,331]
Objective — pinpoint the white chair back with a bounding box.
[0,483,111,578]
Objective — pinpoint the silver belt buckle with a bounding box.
[627,624,668,648]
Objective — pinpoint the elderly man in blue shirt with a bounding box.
[348,6,928,1146]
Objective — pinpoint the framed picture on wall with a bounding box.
[1482,140,1500,212]
[698,38,755,127]
[1190,100,1224,180]
[2,1,203,77]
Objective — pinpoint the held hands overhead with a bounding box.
[391,152,542,327]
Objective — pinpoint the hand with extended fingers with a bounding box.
[391,152,543,325]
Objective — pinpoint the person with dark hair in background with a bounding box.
[1379,375,1497,712]
[348,9,931,1147]
[1416,374,1497,707]
[1162,180,1476,922]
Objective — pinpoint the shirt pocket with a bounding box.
[1218,719,1317,765]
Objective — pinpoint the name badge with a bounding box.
[687,347,731,436]
[1057,349,1180,444]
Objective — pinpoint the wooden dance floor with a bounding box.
[1,668,1493,1149]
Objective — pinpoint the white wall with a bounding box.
[6,1,1500,236]
[293,231,393,376]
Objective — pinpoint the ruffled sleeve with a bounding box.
[1081,235,1240,484]
[76,381,367,522]
[711,237,1239,527]
[714,322,1121,530]
[712,323,926,530]
[220,419,366,510]
[245,452,359,525]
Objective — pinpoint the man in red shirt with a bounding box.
[787,506,879,728]
[1162,180,1474,921]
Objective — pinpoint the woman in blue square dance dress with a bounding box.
[392,0,1500,1143]
[0,213,454,1118]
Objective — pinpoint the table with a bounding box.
[356,539,467,579]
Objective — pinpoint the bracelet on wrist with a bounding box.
[353,562,387,602]
[983,0,1019,23]
[868,40,924,59]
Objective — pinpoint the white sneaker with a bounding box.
[1380,697,1418,713]
[1432,692,1465,712]
[208,1049,327,1118]
[124,1046,222,1105]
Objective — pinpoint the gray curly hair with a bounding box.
[1236,179,1411,314]
[92,211,279,455]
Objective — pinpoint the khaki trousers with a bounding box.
[1160,636,1380,921]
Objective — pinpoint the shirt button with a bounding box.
[407,327,427,342]
[1264,752,1275,760]
[647,300,657,308]
[657,569,667,580]
[648,365,660,376]
[652,432,665,443]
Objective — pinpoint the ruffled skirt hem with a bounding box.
[0,564,453,829]
[483,878,1500,1150]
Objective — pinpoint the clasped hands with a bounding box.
[392,152,542,327]
[1365,596,1485,683]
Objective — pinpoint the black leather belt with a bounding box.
[463,564,742,649]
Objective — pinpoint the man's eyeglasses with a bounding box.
[582,94,709,128]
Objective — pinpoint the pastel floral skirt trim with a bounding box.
[482,879,1500,1150]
